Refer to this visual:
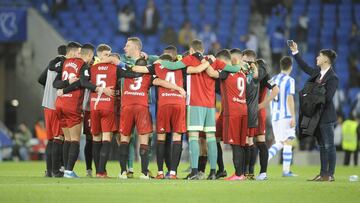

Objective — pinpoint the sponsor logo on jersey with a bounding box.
[91,97,111,102]
[232,97,246,103]
[161,92,183,97]
[124,91,145,96]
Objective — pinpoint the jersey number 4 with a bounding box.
[165,72,176,84]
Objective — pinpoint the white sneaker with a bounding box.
[256,172,268,181]
[198,171,206,180]
[86,169,92,177]
[64,170,79,178]
[118,171,128,179]
[139,173,151,180]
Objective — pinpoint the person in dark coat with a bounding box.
[289,41,338,182]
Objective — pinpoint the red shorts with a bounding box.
[83,111,91,135]
[256,108,266,136]
[119,105,153,136]
[157,104,186,134]
[91,110,117,135]
[223,115,248,146]
[56,105,82,128]
[215,113,223,139]
[248,127,257,137]
[44,108,63,139]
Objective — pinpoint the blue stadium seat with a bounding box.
[337,71,349,88]
[69,29,85,41]
[78,20,93,29]
[62,20,77,29]
[341,0,352,5]
[75,12,89,21]
[337,44,350,56]
[309,0,321,6]
[348,88,360,105]
[115,0,131,8]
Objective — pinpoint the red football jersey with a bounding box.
[220,71,248,116]
[90,63,118,111]
[154,63,185,106]
[182,55,216,108]
[56,58,85,112]
[121,74,153,107]
[211,59,227,71]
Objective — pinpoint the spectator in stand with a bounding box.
[118,5,136,36]
[240,31,258,53]
[34,119,47,143]
[348,24,360,87]
[142,0,160,35]
[349,25,360,64]
[270,27,285,73]
[178,21,196,50]
[198,24,217,53]
[296,13,308,52]
[333,90,346,116]
[161,26,178,46]
[333,114,343,151]
[271,2,287,19]
[50,0,67,17]
[12,123,32,161]
[207,42,221,55]
[352,94,360,119]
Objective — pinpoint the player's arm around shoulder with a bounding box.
[187,59,211,74]
[80,64,97,92]
[152,77,186,98]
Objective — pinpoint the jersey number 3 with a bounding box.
[130,77,143,90]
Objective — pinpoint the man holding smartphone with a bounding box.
[288,40,338,182]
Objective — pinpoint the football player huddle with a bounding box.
[39,36,301,181]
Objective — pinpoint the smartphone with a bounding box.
[287,40,294,46]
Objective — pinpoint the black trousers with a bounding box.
[344,150,358,166]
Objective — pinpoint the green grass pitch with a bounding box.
[0,161,359,203]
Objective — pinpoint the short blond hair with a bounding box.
[190,39,204,52]
[127,37,142,50]
[96,44,111,53]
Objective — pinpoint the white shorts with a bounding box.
[271,119,295,142]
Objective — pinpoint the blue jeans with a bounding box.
[316,122,336,176]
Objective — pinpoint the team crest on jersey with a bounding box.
[84,69,89,77]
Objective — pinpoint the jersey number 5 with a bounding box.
[130,77,143,90]
[96,74,107,88]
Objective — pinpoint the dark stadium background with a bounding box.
[0,0,359,163]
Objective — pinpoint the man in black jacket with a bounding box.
[289,41,338,182]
